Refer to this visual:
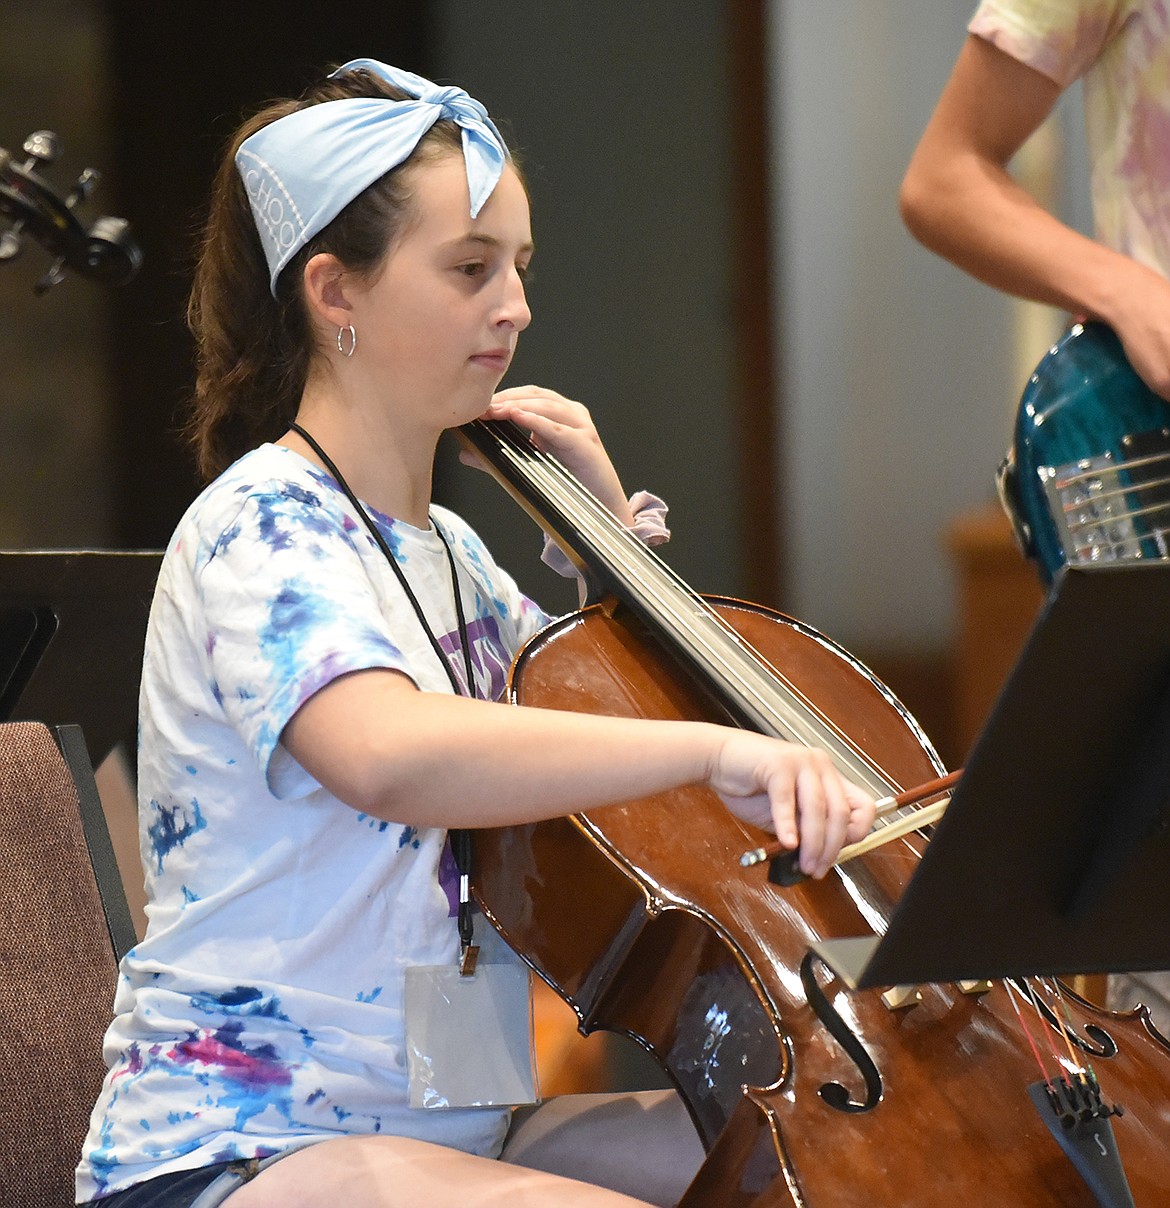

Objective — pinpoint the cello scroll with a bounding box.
[0,129,141,292]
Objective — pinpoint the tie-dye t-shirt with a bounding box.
[75,443,552,1201]
[970,0,1170,274]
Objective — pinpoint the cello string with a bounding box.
[487,430,857,752]
[511,442,932,821]
[475,421,908,799]
[1044,977,1094,1080]
[1020,978,1074,1079]
[1003,979,1059,1090]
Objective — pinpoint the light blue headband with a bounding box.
[235,58,509,294]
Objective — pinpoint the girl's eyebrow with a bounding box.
[446,232,535,256]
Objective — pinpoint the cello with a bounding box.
[461,417,1170,1207]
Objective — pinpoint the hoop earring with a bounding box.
[337,324,357,358]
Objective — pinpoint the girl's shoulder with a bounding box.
[168,444,363,579]
[196,443,340,511]
[182,445,349,536]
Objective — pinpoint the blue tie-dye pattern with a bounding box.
[254,719,278,762]
[181,887,200,905]
[259,584,338,679]
[281,482,322,508]
[397,826,419,850]
[250,488,318,553]
[214,520,243,558]
[355,986,382,1003]
[87,1117,120,1191]
[147,797,208,873]
[189,986,291,1020]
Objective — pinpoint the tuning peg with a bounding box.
[0,145,26,261]
[66,167,100,208]
[0,227,22,262]
[21,130,61,169]
[33,256,67,294]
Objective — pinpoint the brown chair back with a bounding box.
[0,721,133,1207]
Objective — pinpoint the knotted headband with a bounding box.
[235,58,509,293]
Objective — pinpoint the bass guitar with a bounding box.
[998,320,1170,584]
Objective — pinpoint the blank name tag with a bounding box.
[404,961,540,1109]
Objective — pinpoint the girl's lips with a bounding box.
[470,351,510,371]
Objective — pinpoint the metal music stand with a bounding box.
[0,549,162,768]
[811,560,1170,989]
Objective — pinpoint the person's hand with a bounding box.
[707,732,875,880]
[476,386,636,525]
[1097,259,1170,401]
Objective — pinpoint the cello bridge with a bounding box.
[880,984,922,1011]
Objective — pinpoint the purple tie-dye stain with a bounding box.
[171,1029,290,1090]
[439,835,459,916]
[168,1020,296,1133]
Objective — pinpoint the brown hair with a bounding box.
[185,68,473,480]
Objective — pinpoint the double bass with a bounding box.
[461,418,1170,1207]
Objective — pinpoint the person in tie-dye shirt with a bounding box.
[75,59,876,1208]
[901,0,1170,400]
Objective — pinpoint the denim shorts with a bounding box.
[81,1154,281,1208]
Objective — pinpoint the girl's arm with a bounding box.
[899,34,1170,398]
[282,667,875,881]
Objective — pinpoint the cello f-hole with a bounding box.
[799,953,882,1113]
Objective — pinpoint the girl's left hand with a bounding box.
[476,386,636,526]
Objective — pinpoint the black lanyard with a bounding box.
[288,422,479,972]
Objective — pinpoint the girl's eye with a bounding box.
[459,262,485,278]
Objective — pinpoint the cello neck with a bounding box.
[459,418,896,798]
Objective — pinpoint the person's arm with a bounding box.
[900,33,1170,398]
[282,667,875,881]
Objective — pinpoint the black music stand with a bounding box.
[0,550,162,768]
[812,560,1170,990]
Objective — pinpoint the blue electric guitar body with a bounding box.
[998,321,1170,584]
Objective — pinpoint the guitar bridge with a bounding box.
[1040,427,1170,566]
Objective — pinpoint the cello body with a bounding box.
[459,417,1170,1206]
[473,596,1170,1207]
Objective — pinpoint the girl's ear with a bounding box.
[301,253,355,330]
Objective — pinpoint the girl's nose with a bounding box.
[498,269,531,332]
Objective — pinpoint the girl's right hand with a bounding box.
[706,731,875,880]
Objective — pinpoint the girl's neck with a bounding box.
[284,390,437,528]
